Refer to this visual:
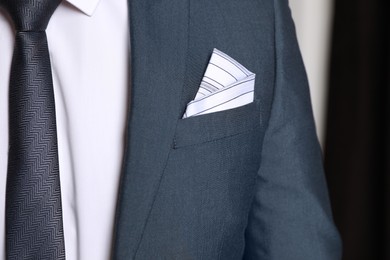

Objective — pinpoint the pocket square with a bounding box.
[183,48,255,119]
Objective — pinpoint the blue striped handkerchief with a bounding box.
[183,48,255,118]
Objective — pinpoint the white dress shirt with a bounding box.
[0,0,129,259]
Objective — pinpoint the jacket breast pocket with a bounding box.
[173,99,261,148]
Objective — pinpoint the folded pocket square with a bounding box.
[183,48,256,119]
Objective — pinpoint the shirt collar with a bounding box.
[66,0,101,16]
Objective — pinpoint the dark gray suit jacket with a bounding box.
[112,0,342,259]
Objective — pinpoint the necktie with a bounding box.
[1,0,66,259]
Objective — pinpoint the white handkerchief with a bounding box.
[183,48,255,119]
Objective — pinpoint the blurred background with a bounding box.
[289,0,389,259]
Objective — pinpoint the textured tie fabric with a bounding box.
[1,0,66,259]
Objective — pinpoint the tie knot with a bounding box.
[0,0,62,31]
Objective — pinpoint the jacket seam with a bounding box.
[133,0,192,257]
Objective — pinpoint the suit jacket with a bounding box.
[112,0,342,259]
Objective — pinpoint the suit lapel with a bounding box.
[112,0,190,258]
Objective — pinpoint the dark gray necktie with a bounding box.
[1,0,66,259]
